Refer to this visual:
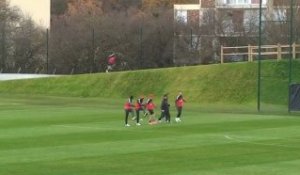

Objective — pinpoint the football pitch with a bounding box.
[1,95,300,175]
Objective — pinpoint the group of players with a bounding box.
[123,92,186,126]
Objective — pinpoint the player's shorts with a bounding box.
[148,110,154,115]
[135,108,143,111]
[125,109,133,112]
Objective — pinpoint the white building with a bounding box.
[173,0,294,64]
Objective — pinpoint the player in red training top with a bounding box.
[146,97,158,125]
[175,92,186,122]
[124,96,134,127]
[134,96,145,125]
[106,53,117,73]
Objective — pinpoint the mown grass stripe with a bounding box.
[1,95,300,175]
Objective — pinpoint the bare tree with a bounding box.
[50,0,180,73]
[0,1,48,73]
[12,16,47,73]
[0,0,20,71]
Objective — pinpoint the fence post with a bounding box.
[248,44,252,62]
[277,43,282,60]
[70,68,74,75]
[52,68,56,75]
[221,45,224,64]
[293,42,296,59]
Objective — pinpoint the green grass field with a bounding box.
[1,95,300,175]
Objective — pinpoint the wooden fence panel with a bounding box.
[220,43,300,63]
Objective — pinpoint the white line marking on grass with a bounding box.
[52,124,122,131]
[224,135,299,149]
[52,125,103,130]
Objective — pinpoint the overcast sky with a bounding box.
[10,0,50,28]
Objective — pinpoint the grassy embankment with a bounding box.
[0,60,299,107]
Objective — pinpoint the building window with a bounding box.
[175,10,187,23]
[225,0,250,4]
[244,10,259,32]
[237,0,250,4]
[223,0,266,5]
[273,9,287,22]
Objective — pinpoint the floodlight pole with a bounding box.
[190,28,193,49]
[140,0,144,69]
[257,0,263,112]
[140,26,143,68]
[288,0,294,112]
[92,27,95,73]
[173,5,176,65]
[46,28,49,74]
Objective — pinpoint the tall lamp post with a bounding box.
[257,0,263,111]
[140,0,144,69]
[288,0,294,112]
[46,28,49,74]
